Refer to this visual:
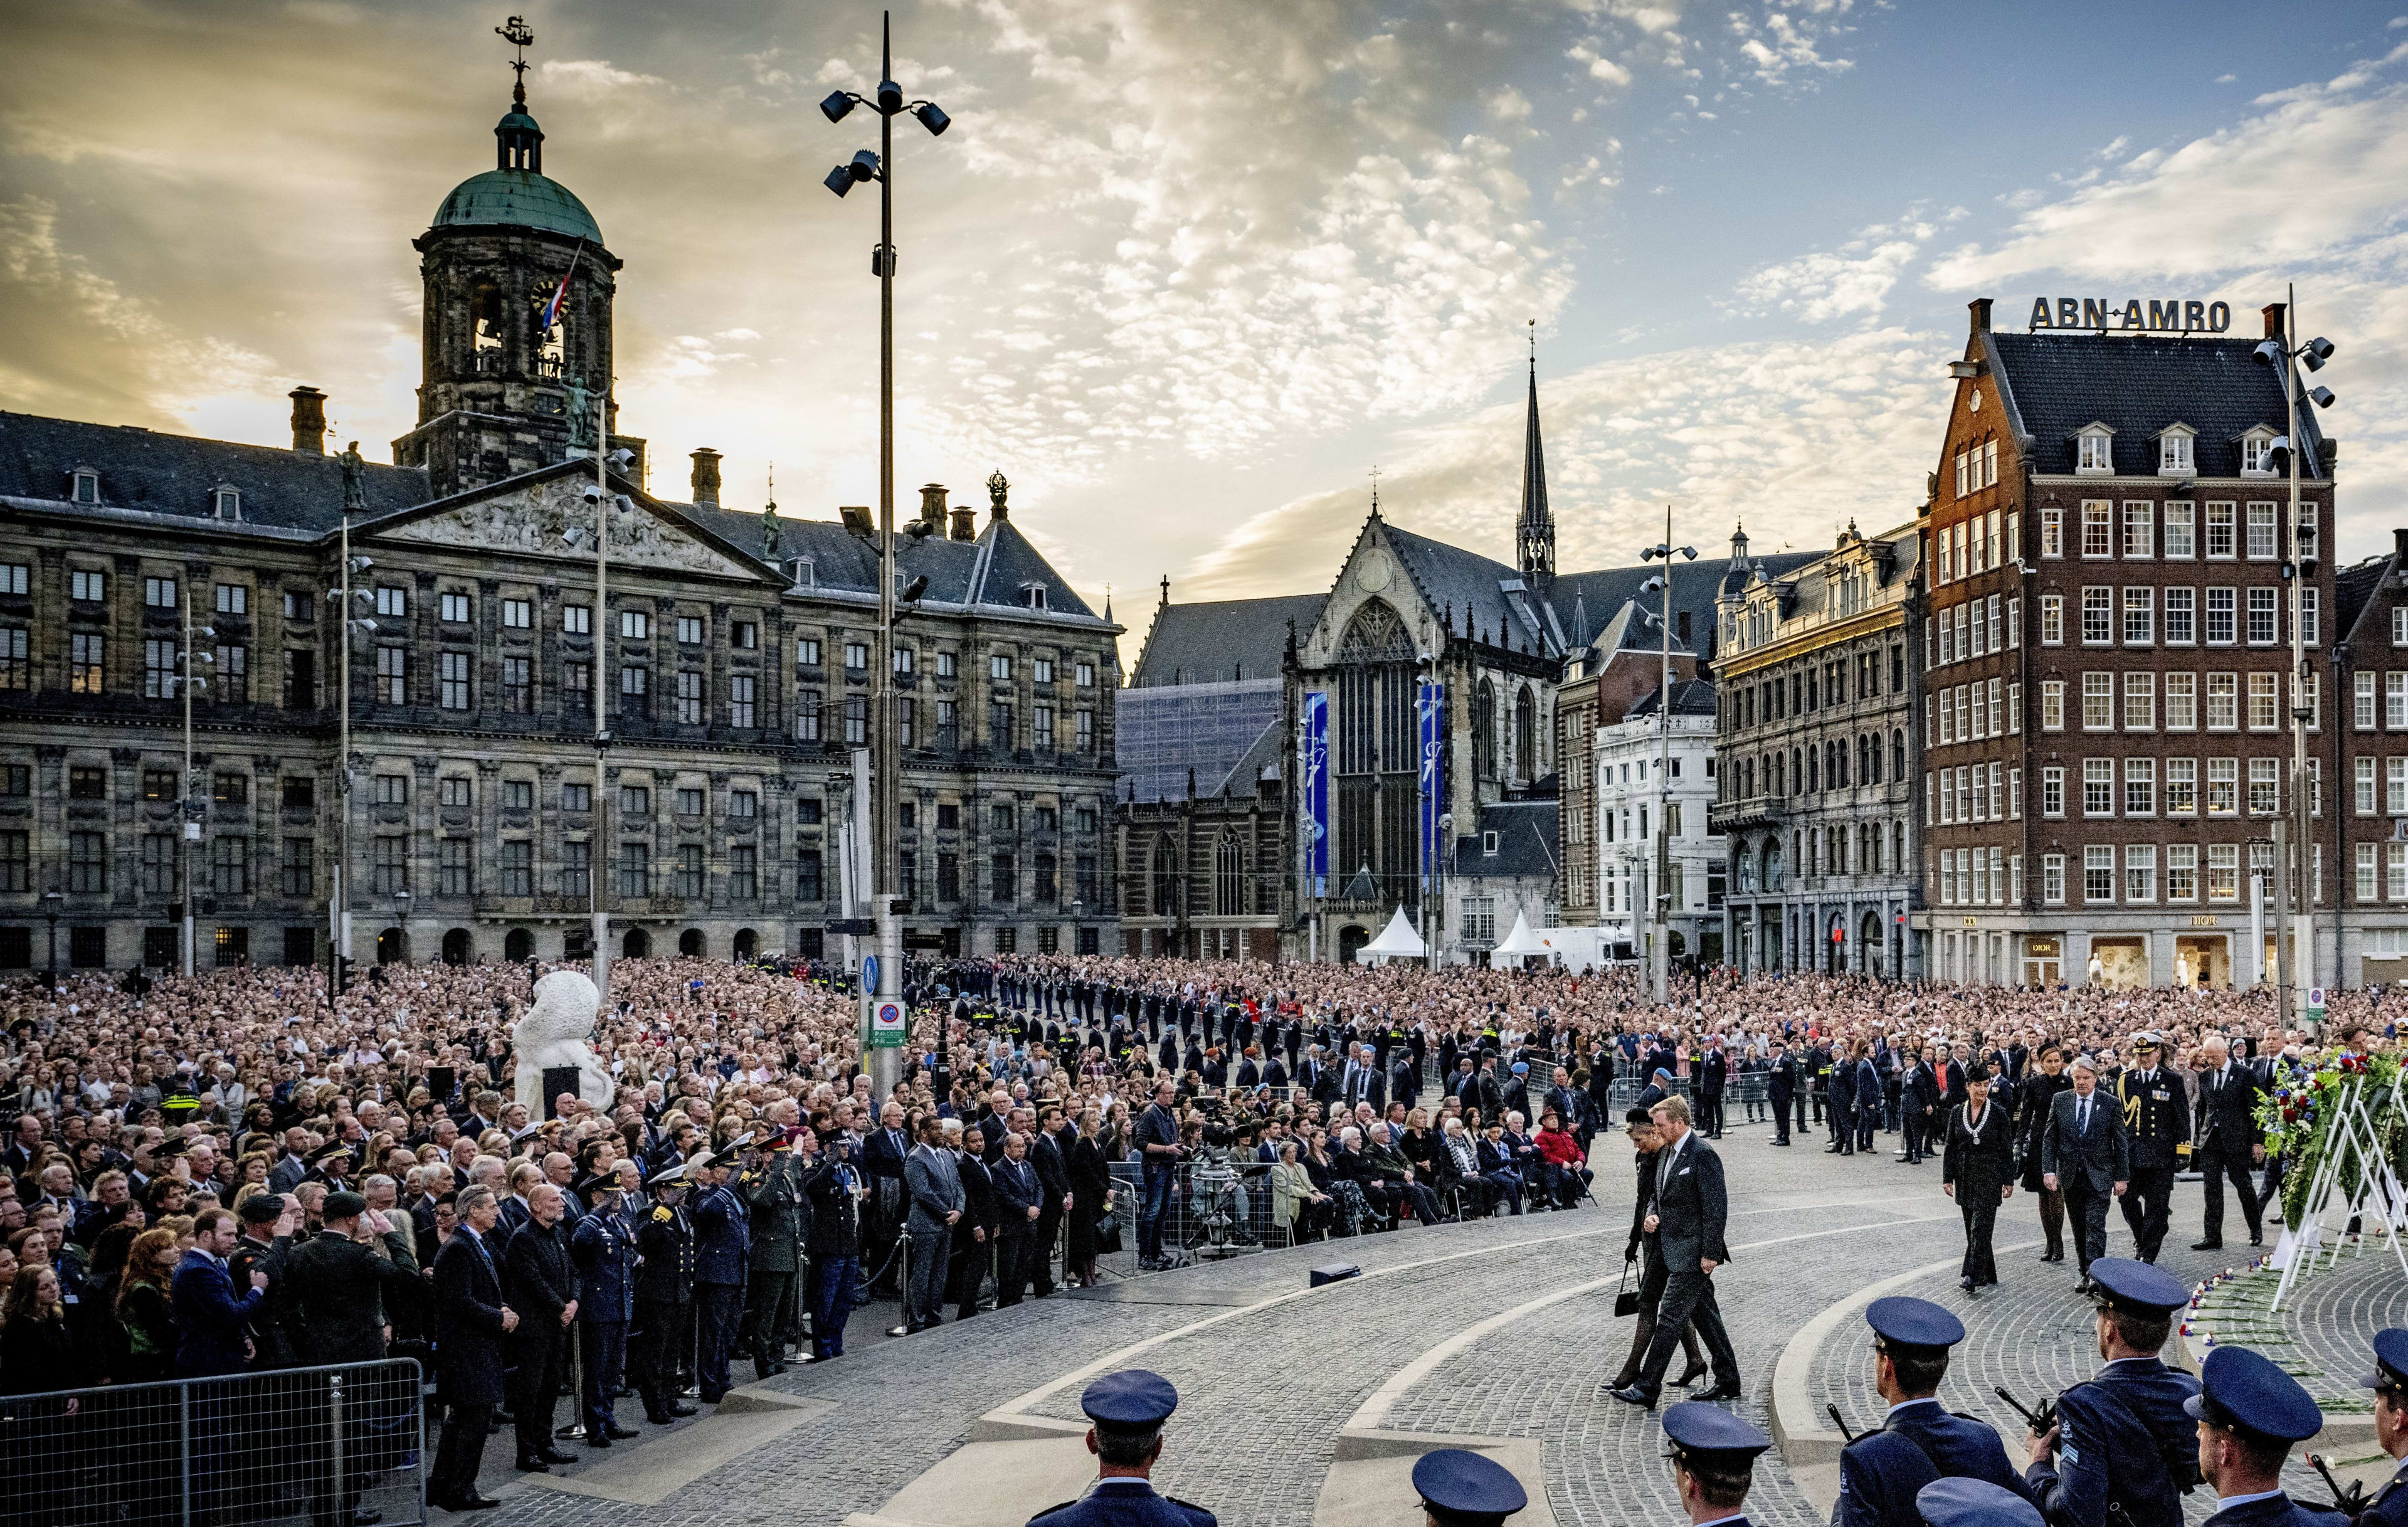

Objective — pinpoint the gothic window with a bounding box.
[1473,678,1496,781]
[1150,836,1180,919]
[1333,600,1419,898]
[1513,687,1537,783]
[1213,830,1244,916]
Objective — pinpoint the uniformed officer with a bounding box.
[1835,1297,2027,1527]
[568,1172,640,1447]
[2113,1033,2189,1264]
[1412,1447,1528,1527]
[632,1160,697,1425]
[2357,1328,2408,1527]
[741,1131,805,1381]
[1025,1369,1215,1526]
[2185,1344,2326,1527]
[1918,1478,2044,1527]
[1661,1401,1772,1527]
[690,1138,752,1403]
[2024,1258,2200,1527]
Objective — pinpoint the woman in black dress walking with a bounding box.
[1944,1069,2017,1294]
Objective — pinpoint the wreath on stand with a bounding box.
[2254,1047,2407,1230]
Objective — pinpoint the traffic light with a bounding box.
[335,954,356,995]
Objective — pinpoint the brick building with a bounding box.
[2333,532,2408,987]
[1914,298,2333,988]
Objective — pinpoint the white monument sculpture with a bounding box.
[514,970,613,1112]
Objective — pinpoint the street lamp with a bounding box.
[42,885,61,988]
[332,519,374,997]
[2250,290,2337,1037]
[174,593,218,979]
[823,9,949,1109]
[1640,519,1697,1003]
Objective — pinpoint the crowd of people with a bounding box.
[0,948,2395,1521]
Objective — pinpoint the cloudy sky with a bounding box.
[6,1,2408,657]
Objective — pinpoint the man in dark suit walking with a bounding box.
[2042,1057,2130,1292]
[430,1185,519,1511]
[2190,1036,2266,1250]
[1610,1096,1741,1408]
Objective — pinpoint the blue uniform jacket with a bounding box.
[569,1208,637,1323]
[1834,1430,1942,1527]
[2024,1379,2180,1527]
[2091,1358,2203,1491]
[2358,1458,2408,1527]
[1027,1477,1216,1527]
[1835,1400,2026,1527]
[690,1183,752,1287]
[2199,1493,2343,1527]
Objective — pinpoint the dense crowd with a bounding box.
[0,951,2392,1516]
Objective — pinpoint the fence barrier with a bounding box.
[0,1357,426,1527]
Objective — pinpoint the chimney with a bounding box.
[918,483,948,533]
[689,447,722,506]
[288,386,327,454]
[2395,526,2407,565]
[2263,302,2287,340]
[1968,297,1992,336]
[949,507,976,541]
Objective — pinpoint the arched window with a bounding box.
[1807,749,1819,793]
[1333,601,1418,896]
[1213,830,1244,916]
[1761,838,1782,891]
[1151,835,1180,919]
[1473,679,1496,781]
[1789,747,1802,796]
[1891,729,1907,781]
[1513,687,1538,781]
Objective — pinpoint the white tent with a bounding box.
[1492,911,1552,961]
[1355,906,1428,963]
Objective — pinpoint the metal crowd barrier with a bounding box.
[0,1357,426,1527]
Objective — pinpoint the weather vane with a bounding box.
[498,15,534,92]
[1368,463,1380,513]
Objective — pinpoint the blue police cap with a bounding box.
[2183,1345,2323,1442]
[2086,1257,2189,1316]
[1079,1369,1179,1431]
[2361,1328,2408,1394]
[1867,1296,1967,1352]
[1662,1400,1772,1464]
[1917,1477,2044,1527]
[1410,1448,1527,1527]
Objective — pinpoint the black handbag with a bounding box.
[1613,1258,1640,1318]
[1096,1210,1122,1255]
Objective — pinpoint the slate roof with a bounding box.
[1984,332,2328,480]
[1590,598,1692,660]
[677,502,1105,623]
[0,411,432,532]
[1129,594,1327,687]
[1627,677,1718,718]
[1454,800,1561,880]
[2337,551,2391,644]
[1552,552,1817,662]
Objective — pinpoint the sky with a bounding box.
[6,1,2408,663]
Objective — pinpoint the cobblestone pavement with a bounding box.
[455,1123,2391,1526]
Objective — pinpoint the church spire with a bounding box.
[1517,321,1555,591]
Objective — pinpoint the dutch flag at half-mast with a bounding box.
[542,240,586,333]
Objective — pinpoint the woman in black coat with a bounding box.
[1,1264,83,1527]
[2015,1045,2074,1263]
[1065,1107,1113,1286]
[1943,1070,2018,1293]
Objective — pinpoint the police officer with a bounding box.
[689,1138,752,1403]
[1661,1402,1772,1527]
[568,1171,639,1448]
[1025,1370,1215,1526]
[741,1131,805,1382]
[632,1160,697,1425]
[2024,1259,2200,1527]
[1408,1448,1527,1527]
[1919,1479,2044,1527]
[2185,1345,2327,1527]
[1835,1298,2027,1527]
[801,1124,862,1361]
[2358,1329,2408,1527]
[2113,1033,2189,1264]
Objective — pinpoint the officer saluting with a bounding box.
[632,1159,698,1425]
[1918,1478,2044,1527]
[1660,1402,1772,1527]
[2185,1345,2326,1527]
[2024,1258,2200,1527]
[1025,1369,1214,1526]
[1835,1298,2027,1527]
[2356,1328,2408,1527]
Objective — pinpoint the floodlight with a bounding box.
[820,90,855,124]
[914,102,950,137]
[2304,336,2335,371]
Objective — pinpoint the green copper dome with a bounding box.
[431,168,602,244]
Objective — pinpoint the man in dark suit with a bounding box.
[1697,1042,1728,1138]
[502,1183,581,1472]
[1766,1042,1796,1146]
[991,1130,1045,1306]
[2114,1033,2189,1264]
[1030,1107,1074,1297]
[858,1102,912,1301]
[2190,1036,2266,1250]
[1338,1044,1384,1113]
[1609,1096,1740,1407]
[430,1185,518,1512]
[171,1208,270,1378]
[1902,1046,1942,1165]
[286,1190,420,1527]
[2042,1057,2130,1292]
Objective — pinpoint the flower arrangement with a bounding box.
[2254,1046,2404,1230]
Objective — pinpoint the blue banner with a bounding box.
[1302,690,1329,896]
[1417,681,1445,872]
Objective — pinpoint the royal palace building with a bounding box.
[0,68,1119,974]
[1914,297,2334,990]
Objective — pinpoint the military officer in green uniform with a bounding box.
[741,1131,805,1381]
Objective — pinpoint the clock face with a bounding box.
[1356,552,1391,592]
[1969,389,1982,413]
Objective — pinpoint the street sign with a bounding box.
[887,899,916,916]
[861,954,880,994]
[871,1000,905,1049]
[2308,987,2326,1025]
[826,917,877,936]
[902,931,948,951]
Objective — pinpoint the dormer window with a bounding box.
[70,468,99,505]
[1023,583,1048,611]
[2075,425,2115,476]
[2157,424,2195,476]
[213,485,242,520]
[1482,830,1499,855]
[2239,427,2278,477]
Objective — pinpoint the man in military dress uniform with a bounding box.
[568,1172,640,1447]
[1025,1370,1215,1526]
[2024,1259,2200,1527]
[2113,1035,2189,1264]
[1919,1479,2044,1527]
[1412,1446,1529,1527]
[632,1161,698,1425]
[1834,1297,2027,1527]
[2358,1329,2408,1527]
[1661,1402,1772,1527]
[741,1133,805,1381]
[690,1139,752,1403]
[2186,1344,2328,1527]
